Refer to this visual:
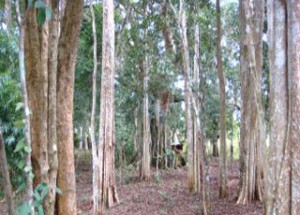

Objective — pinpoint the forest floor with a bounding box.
[0,156,263,215]
[76,156,263,215]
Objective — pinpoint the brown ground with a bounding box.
[76,158,263,215]
[0,158,263,215]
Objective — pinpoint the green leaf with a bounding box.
[35,1,45,9]
[29,172,35,180]
[15,102,23,111]
[15,119,24,128]
[24,146,32,153]
[24,165,32,173]
[17,160,25,169]
[34,191,42,203]
[36,9,46,26]
[40,185,49,200]
[45,7,52,20]
[37,205,44,215]
[14,139,25,153]
[27,0,34,7]
[55,187,63,195]
[16,182,26,193]
[17,202,31,215]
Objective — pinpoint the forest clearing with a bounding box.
[1,0,300,214]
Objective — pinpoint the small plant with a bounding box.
[16,183,62,215]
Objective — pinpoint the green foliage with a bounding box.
[16,183,62,215]
[34,0,52,26]
[0,29,26,191]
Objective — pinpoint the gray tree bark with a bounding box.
[216,0,228,198]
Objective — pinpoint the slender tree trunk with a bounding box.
[230,112,234,162]
[0,129,16,215]
[212,138,219,157]
[15,1,34,213]
[193,24,201,193]
[46,0,59,213]
[89,1,99,213]
[79,127,83,149]
[56,0,84,214]
[193,23,210,214]
[141,57,151,180]
[155,99,161,174]
[216,0,228,198]
[98,0,119,212]
[178,0,194,192]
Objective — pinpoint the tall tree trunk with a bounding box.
[98,0,119,212]
[193,23,210,214]
[15,1,34,213]
[140,57,151,180]
[237,0,265,204]
[288,1,300,212]
[46,0,59,213]
[24,1,50,190]
[155,99,161,174]
[178,0,194,192]
[89,0,99,213]
[0,129,16,215]
[56,0,84,214]
[216,0,228,198]
[193,24,201,193]
[265,0,300,213]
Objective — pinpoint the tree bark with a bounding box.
[89,0,99,213]
[212,138,219,157]
[178,0,194,192]
[0,129,16,215]
[288,1,300,212]
[24,1,50,189]
[237,0,265,204]
[46,0,59,213]
[98,0,119,212]
[56,0,84,214]
[141,57,151,180]
[265,1,300,214]
[216,0,228,198]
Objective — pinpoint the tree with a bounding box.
[176,0,194,192]
[0,128,16,215]
[140,2,151,180]
[265,0,300,213]
[237,0,265,204]
[88,0,99,213]
[140,56,151,180]
[20,0,84,213]
[216,0,228,198]
[56,1,84,214]
[97,0,119,212]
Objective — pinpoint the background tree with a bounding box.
[216,0,227,198]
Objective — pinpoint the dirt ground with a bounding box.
[76,158,263,215]
[0,158,263,214]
